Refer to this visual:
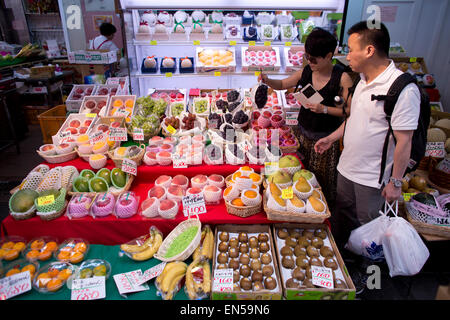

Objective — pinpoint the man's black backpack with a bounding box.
[349,72,430,185]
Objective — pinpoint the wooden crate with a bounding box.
[37,104,67,144]
[24,105,50,125]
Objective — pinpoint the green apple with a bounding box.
[268,170,292,184]
[278,155,300,168]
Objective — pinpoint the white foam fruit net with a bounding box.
[36,167,62,192]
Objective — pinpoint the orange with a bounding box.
[73,242,87,253]
[47,267,60,278]
[0,248,6,259]
[26,250,40,260]
[241,166,252,171]
[36,273,51,288]
[2,241,15,250]
[57,250,71,261]
[232,172,242,180]
[4,249,19,261]
[113,99,123,107]
[243,190,258,199]
[125,99,134,108]
[70,251,84,264]
[44,241,58,252]
[31,239,45,250]
[38,250,53,261]
[60,245,73,253]
[231,198,245,207]
[6,268,20,277]
[249,173,261,183]
[13,242,26,251]
[21,264,36,277]
[57,268,72,281]
[46,278,62,292]
[224,187,233,196]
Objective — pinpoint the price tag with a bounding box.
[311,266,334,289]
[165,72,173,78]
[114,108,130,118]
[0,271,31,300]
[282,187,293,199]
[425,142,445,158]
[264,41,271,46]
[285,42,292,47]
[132,128,144,141]
[122,158,137,176]
[248,41,256,46]
[182,193,207,217]
[214,71,221,77]
[150,40,158,45]
[229,40,237,46]
[166,125,177,135]
[86,113,96,118]
[254,71,261,77]
[409,57,417,63]
[438,158,450,174]
[172,153,187,169]
[59,131,73,144]
[264,162,279,176]
[109,127,128,142]
[402,193,415,202]
[136,262,167,286]
[286,119,298,126]
[89,131,105,145]
[71,277,106,300]
[193,40,201,45]
[113,270,149,295]
[37,194,55,206]
[212,269,233,292]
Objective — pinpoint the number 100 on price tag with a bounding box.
[182,194,206,217]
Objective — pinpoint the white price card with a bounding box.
[182,193,207,217]
[114,108,130,118]
[264,162,279,176]
[89,131,105,145]
[172,153,187,169]
[132,128,144,141]
[425,142,445,158]
[136,262,167,286]
[311,266,334,289]
[109,127,128,142]
[71,277,106,300]
[113,270,149,295]
[0,271,31,300]
[212,268,233,292]
[122,158,137,176]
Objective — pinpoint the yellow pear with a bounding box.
[274,194,286,207]
[295,177,311,193]
[311,189,321,199]
[290,195,305,208]
[269,183,282,197]
[308,196,325,212]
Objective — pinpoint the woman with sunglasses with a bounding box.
[259,27,353,208]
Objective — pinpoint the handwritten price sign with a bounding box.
[311,266,334,289]
[89,131,105,145]
[109,127,128,142]
[136,262,167,286]
[71,277,106,300]
[122,158,137,176]
[425,142,445,158]
[212,269,233,292]
[182,194,207,217]
[172,153,187,169]
[113,270,149,295]
[132,128,144,141]
[0,271,31,300]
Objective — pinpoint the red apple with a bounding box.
[271,115,282,122]
[252,111,261,120]
[69,120,81,128]
[284,138,296,146]
[84,120,92,127]
[75,88,84,94]
[263,111,272,118]
[96,124,109,133]
[85,100,96,109]
[120,199,132,206]
[110,121,121,128]
[146,151,156,160]
[79,127,88,134]
[96,197,111,207]
[98,100,107,108]
[170,92,176,99]
[176,93,184,99]
[41,144,54,151]
[66,127,78,135]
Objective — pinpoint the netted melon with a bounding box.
[9,189,39,213]
[446,138,450,153]
[427,128,446,142]
[435,118,450,130]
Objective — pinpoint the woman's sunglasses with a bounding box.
[304,53,318,64]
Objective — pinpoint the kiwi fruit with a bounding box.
[302,277,314,288]
[218,241,228,252]
[310,257,323,267]
[311,237,324,249]
[239,253,250,265]
[240,264,251,277]
[259,242,270,253]
[264,276,277,290]
[248,236,258,248]
[217,252,228,264]
[281,245,293,256]
[219,231,229,242]
[249,248,260,259]
[297,236,310,247]
[233,282,241,291]
[286,278,301,289]
[261,253,272,265]
[252,270,263,282]
[253,281,264,291]
[296,257,310,269]
[294,245,307,257]
[320,246,334,258]
[302,230,314,239]
[306,245,319,258]
[233,270,240,283]
[277,228,289,239]
[228,258,240,270]
[285,237,297,248]
[240,277,252,290]
[229,247,239,258]
[217,263,227,270]
[238,232,248,243]
[335,278,348,289]
[239,243,249,254]
[262,265,274,277]
[229,237,239,248]
[323,258,338,270]
[282,256,295,269]
[258,233,269,242]
[289,229,302,239]
[292,267,305,281]
[314,228,327,239]
[250,258,262,271]
[304,266,312,278]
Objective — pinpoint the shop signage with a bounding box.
[0,271,31,300]
[264,162,279,176]
[182,194,207,217]
[285,42,292,46]
[37,195,55,206]
[229,40,237,46]
[89,131,105,145]
[172,153,187,169]
[264,41,271,46]
[282,187,293,199]
[71,277,106,300]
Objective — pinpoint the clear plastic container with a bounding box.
[33,261,75,294]
[23,236,59,262]
[54,238,90,264]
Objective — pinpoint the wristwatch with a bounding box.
[390,177,402,188]
[322,105,328,114]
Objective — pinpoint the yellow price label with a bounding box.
[264,41,271,46]
[285,42,292,47]
[165,72,173,78]
[150,40,157,45]
[254,71,261,77]
[86,113,96,118]
[409,57,417,63]
[193,40,201,45]
[167,125,176,134]
[214,71,221,77]
[229,40,237,46]
[282,187,293,199]
[248,41,256,46]
[37,195,55,206]
[402,193,415,202]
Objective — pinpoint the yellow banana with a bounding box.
[202,261,211,295]
[206,227,214,260]
[185,260,197,300]
[156,261,182,287]
[164,273,185,300]
[120,233,154,253]
[161,262,187,294]
[131,230,163,261]
[193,227,207,260]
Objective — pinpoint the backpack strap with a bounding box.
[372,73,418,185]
[294,64,312,93]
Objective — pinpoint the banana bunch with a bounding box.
[120,227,163,261]
[185,258,211,300]
[156,261,188,300]
[192,225,214,261]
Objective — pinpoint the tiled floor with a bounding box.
[0,124,449,300]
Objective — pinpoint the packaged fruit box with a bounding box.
[94,84,120,97]
[0,236,27,261]
[52,113,98,146]
[106,76,129,94]
[2,258,39,280]
[55,238,89,264]
[23,236,59,262]
[66,85,97,112]
[243,87,283,110]
[79,95,110,115]
[76,259,111,280]
[106,95,137,124]
[211,224,282,300]
[284,46,305,73]
[149,88,188,106]
[241,46,281,72]
[195,47,236,73]
[272,223,356,300]
[33,261,75,293]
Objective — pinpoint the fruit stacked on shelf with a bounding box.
[224,167,263,208]
[244,48,277,66]
[24,237,58,262]
[107,96,136,124]
[33,261,75,293]
[2,258,39,280]
[77,259,111,279]
[120,226,163,261]
[0,236,26,262]
[79,96,108,115]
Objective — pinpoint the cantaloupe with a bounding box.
[427,128,446,142]
[445,138,450,153]
[435,118,450,130]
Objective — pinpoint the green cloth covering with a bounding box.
[11,244,195,300]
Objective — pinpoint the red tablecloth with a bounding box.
[2,158,318,245]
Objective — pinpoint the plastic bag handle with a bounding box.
[379,200,398,218]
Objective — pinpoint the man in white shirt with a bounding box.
[314,21,420,248]
[89,22,119,52]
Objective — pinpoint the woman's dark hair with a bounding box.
[305,27,337,58]
[347,21,390,57]
[100,23,117,36]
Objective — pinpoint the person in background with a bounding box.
[259,27,353,209]
[89,22,119,52]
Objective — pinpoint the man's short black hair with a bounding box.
[305,27,337,58]
[347,21,390,57]
[100,23,117,37]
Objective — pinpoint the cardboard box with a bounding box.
[66,84,97,112]
[272,223,356,300]
[211,224,283,300]
[241,46,281,73]
[52,113,98,146]
[431,110,450,138]
[30,66,56,79]
[195,47,236,73]
[68,50,117,64]
[70,64,116,84]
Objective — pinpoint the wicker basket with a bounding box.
[37,150,78,164]
[428,158,450,190]
[37,200,68,221]
[225,200,262,218]
[279,135,300,154]
[404,202,450,239]
[10,206,37,220]
[263,194,331,223]
[67,174,134,198]
[154,214,202,262]
[108,144,145,167]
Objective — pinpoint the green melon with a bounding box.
[89,177,109,193]
[96,168,112,186]
[73,176,90,192]
[80,169,95,180]
[9,189,39,213]
[111,168,127,189]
